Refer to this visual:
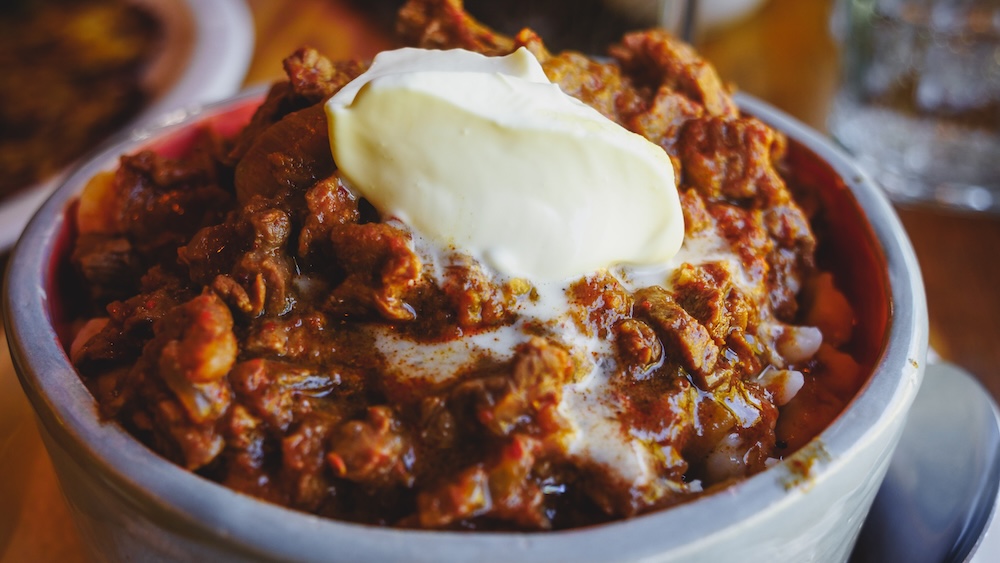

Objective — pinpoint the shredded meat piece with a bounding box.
[569,273,633,339]
[672,262,737,344]
[539,48,636,122]
[181,198,296,318]
[228,46,364,166]
[155,293,237,385]
[430,342,569,444]
[74,279,189,371]
[148,293,236,432]
[104,292,239,469]
[148,391,227,470]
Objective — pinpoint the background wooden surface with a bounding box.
[3,0,998,560]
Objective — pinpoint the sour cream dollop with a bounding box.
[325,47,683,281]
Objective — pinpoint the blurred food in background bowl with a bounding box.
[5,0,925,561]
[0,0,253,252]
[0,0,163,200]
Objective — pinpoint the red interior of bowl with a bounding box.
[784,141,891,370]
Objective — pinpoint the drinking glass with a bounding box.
[828,0,1000,212]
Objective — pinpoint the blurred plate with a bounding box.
[851,361,1000,563]
[0,0,253,253]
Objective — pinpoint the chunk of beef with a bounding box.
[298,174,361,259]
[448,337,574,438]
[610,30,738,120]
[182,200,296,318]
[440,257,512,329]
[115,148,232,258]
[230,359,342,432]
[282,411,341,510]
[679,116,786,205]
[397,0,515,55]
[151,293,236,425]
[416,434,547,529]
[626,86,705,154]
[145,389,227,470]
[326,222,422,321]
[634,286,723,390]
[493,337,574,435]
[540,48,634,122]
[227,81,298,165]
[569,273,633,339]
[613,318,663,376]
[283,46,366,104]
[73,283,189,371]
[671,262,736,344]
[327,406,415,488]
[707,204,771,297]
[220,404,279,502]
[234,103,335,202]
[679,189,712,235]
[71,234,139,304]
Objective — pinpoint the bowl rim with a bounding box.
[3,89,928,562]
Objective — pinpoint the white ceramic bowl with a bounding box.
[0,0,254,252]
[3,89,927,563]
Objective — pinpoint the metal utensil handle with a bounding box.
[681,0,698,42]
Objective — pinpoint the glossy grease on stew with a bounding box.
[66,0,870,531]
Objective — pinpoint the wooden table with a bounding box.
[4,0,998,560]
